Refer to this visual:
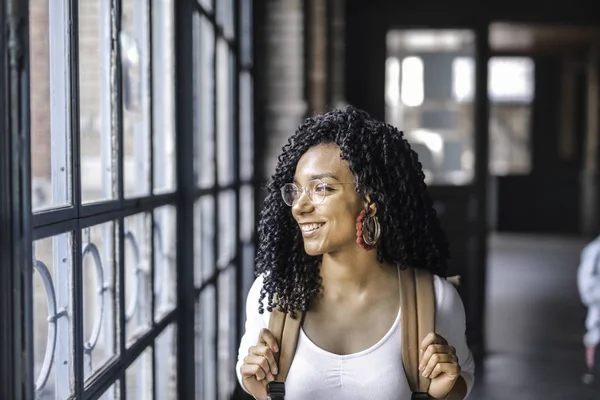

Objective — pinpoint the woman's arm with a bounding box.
[236,275,269,393]
[431,276,475,398]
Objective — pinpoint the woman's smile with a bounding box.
[300,222,325,237]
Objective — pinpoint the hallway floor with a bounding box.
[470,233,600,400]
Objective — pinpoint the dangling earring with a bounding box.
[355,210,370,250]
[356,205,381,251]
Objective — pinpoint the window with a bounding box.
[192,2,255,399]
[385,29,476,186]
[452,56,534,175]
[5,0,255,399]
[452,56,534,103]
[27,0,179,398]
[400,56,425,107]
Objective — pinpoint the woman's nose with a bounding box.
[292,190,313,215]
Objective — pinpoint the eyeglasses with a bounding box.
[280,179,355,206]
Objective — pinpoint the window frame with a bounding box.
[1,0,255,399]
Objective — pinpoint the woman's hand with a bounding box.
[240,328,280,400]
[419,332,461,400]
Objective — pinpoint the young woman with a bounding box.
[237,106,475,399]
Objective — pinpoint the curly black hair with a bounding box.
[256,105,449,317]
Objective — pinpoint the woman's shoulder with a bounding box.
[245,274,271,324]
[432,274,464,311]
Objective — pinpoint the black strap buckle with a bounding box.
[411,393,431,400]
[267,382,285,400]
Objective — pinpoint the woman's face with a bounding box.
[291,143,364,256]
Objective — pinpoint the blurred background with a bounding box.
[1,0,599,399]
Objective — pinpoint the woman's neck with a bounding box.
[318,249,396,301]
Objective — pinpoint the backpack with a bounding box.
[265,267,460,400]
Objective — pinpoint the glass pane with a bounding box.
[195,285,216,400]
[125,348,153,399]
[195,196,215,286]
[217,0,235,39]
[82,221,118,381]
[32,233,73,399]
[218,269,236,400]
[152,0,176,194]
[386,29,476,186]
[452,56,534,103]
[122,0,151,198]
[240,0,253,66]
[198,0,212,12]
[241,243,255,321]
[98,381,119,400]
[155,324,177,400]
[216,40,235,186]
[79,0,115,203]
[124,213,152,345]
[154,205,177,321]
[30,0,72,212]
[239,72,254,181]
[193,14,215,187]
[240,185,254,243]
[218,190,236,268]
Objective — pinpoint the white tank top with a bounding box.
[236,274,475,400]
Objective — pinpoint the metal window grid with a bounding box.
[1,0,255,399]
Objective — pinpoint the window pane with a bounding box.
[452,57,535,103]
[122,0,151,198]
[217,0,235,40]
[195,285,216,400]
[32,233,73,399]
[82,221,118,381]
[79,0,115,202]
[216,40,235,186]
[193,15,215,187]
[401,56,424,107]
[239,72,254,181]
[125,348,153,399]
[98,381,119,400]
[218,269,236,400]
[241,243,255,323]
[195,196,215,286]
[155,324,177,400]
[452,56,534,175]
[218,190,236,268]
[154,205,177,321]
[240,0,253,66]
[124,213,152,345]
[240,185,254,243]
[31,0,71,212]
[198,0,212,12]
[152,0,176,194]
[385,29,476,186]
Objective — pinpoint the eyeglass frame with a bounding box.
[280,179,356,206]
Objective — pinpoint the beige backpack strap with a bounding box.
[267,307,304,399]
[399,267,435,396]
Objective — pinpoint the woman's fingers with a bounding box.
[238,328,281,399]
[240,362,268,381]
[248,344,279,375]
[243,354,276,381]
[258,328,280,354]
[419,344,456,369]
[420,353,458,378]
[426,361,461,380]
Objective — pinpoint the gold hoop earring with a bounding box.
[362,214,381,246]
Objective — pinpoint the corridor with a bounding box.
[471,234,598,399]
